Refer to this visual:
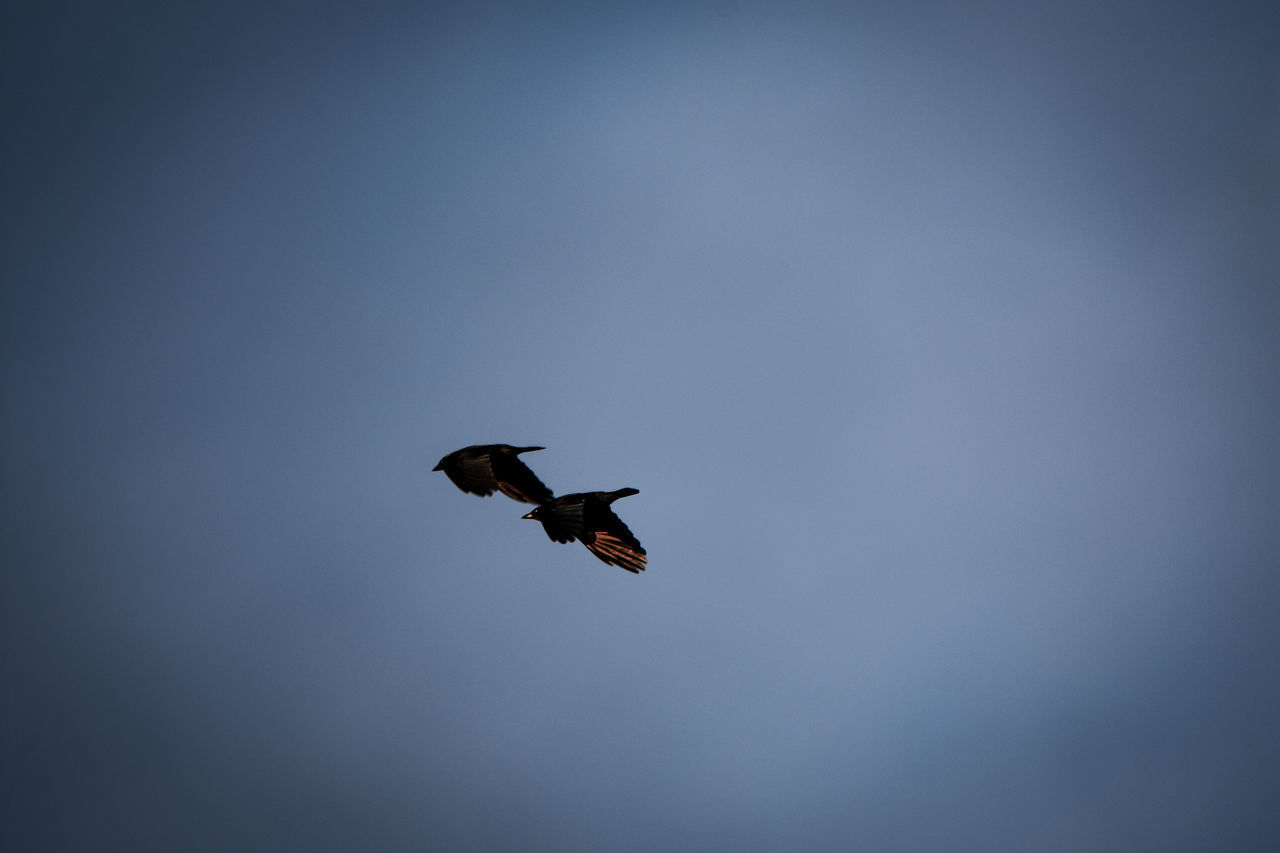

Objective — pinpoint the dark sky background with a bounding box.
[3,2,1278,850]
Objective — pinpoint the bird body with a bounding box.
[523,489,646,573]
[432,444,554,505]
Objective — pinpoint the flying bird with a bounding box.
[433,444,554,505]
[522,488,646,573]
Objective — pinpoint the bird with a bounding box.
[522,488,646,573]
[432,444,555,505]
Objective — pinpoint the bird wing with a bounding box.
[440,447,504,497]
[490,450,554,505]
[584,531,647,573]
[534,496,587,544]
[582,502,646,573]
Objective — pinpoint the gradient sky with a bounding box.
[3,2,1278,851]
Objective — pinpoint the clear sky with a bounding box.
[3,2,1278,850]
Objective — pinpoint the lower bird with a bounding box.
[433,444,554,505]
[522,489,646,573]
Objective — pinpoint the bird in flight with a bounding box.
[432,444,554,505]
[522,488,647,573]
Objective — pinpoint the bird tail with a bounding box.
[603,488,639,503]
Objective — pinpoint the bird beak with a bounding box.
[521,510,536,519]
[431,462,443,470]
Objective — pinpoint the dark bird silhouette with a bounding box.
[522,488,646,573]
[433,444,554,505]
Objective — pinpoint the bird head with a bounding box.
[521,507,543,521]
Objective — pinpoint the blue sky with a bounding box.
[3,2,1278,850]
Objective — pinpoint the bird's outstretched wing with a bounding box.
[583,526,647,573]
[433,445,554,505]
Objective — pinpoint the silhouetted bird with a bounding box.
[433,444,554,505]
[522,488,646,573]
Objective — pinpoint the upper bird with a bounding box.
[433,444,554,505]
[522,488,646,573]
